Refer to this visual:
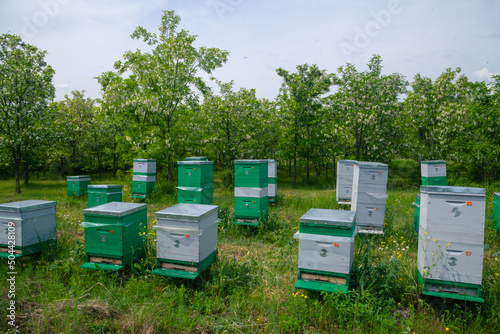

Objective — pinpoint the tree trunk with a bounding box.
[306,157,310,186]
[168,155,172,182]
[14,166,21,194]
[24,164,29,185]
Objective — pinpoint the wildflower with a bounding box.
[446,328,449,331]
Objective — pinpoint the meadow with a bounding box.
[0,161,499,333]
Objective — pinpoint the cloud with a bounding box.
[473,68,499,82]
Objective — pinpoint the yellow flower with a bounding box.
[446,328,449,331]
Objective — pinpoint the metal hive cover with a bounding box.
[420,185,485,195]
[185,156,208,161]
[300,208,355,227]
[156,203,218,222]
[0,200,56,213]
[495,192,500,200]
[67,175,90,180]
[234,159,268,164]
[133,159,156,162]
[421,160,446,165]
[354,161,388,169]
[88,184,122,190]
[338,160,357,164]
[83,202,146,217]
[177,160,213,165]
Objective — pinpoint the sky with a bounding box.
[1,0,499,101]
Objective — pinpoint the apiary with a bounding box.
[132,159,156,198]
[177,159,213,205]
[67,175,91,196]
[81,202,147,271]
[153,204,219,279]
[417,185,486,302]
[421,160,447,186]
[295,209,356,293]
[0,200,57,258]
[267,159,277,202]
[493,192,500,233]
[87,185,123,208]
[234,160,268,188]
[351,161,388,234]
[336,160,356,205]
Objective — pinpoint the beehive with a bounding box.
[336,160,356,204]
[234,187,268,221]
[493,192,500,233]
[81,202,147,271]
[177,187,213,205]
[351,161,388,234]
[421,160,447,186]
[87,185,122,208]
[132,159,156,198]
[67,175,91,196]
[267,159,277,202]
[234,160,268,188]
[417,185,485,302]
[234,160,268,225]
[0,200,57,258]
[177,159,213,205]
[153,204,219,279]
[295,209,356,293]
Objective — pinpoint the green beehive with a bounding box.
[177,160,213,188]
[67,175,91,196]
[493,192,500,233]
[234,160,268,187]
[414,194,420,233]
[177,186,213,205]
[421,160,447,186]
[81,202,147,271]
[234,187,268,225]
[87,185,123,208]
[132,174,156,198]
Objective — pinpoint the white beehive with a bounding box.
[133,159,157,174]
[336,160,356,203]
[154,204,219,263]
[352,161,388,194]
[421,160,446,177]
[267,159,277,178]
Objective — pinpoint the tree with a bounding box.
[98,10,229,180]
[276,64,333,187]
[330,55,407,162]
[0,34,55,193]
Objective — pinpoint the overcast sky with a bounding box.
[1,0,499,100]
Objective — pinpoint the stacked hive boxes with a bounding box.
[234,160,268,225]
[417,186,486,302]
[81,202,147,271]
[177,157,213,205]
[421,160,447,186]
[351,162,388,234]
[267,159,277,202]
[0,200,57,258]
[153,204,219,279]
[493,193,500,233]
[67,175,91,196]
[87,185,123,208]
[294,209,356,293]
[132,159,157,199]
[336,160,356,204]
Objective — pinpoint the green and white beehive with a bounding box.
[153,204,219,279]
[87,185,123,208]
[0,200,57,258]
[336,160,356,205]
[177,159,213,205]
[234,160,268,225]
[267,159,277,202]
[493,192,500,233]
[295,209,356,293]
[132,159,156,198]
[67,175,91,196]
[417,186,486,302]
[81,202,147,271]
[421,160,447,186]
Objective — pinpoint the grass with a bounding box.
[0,164,499,333]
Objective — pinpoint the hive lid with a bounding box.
[133,159,156,162]
[420,185,485,195]
[421,160,446,165]
[494,192,500,200]
[354,161,388,170]
[235,159,268,164]
[88,184,122,190]
[0,200,56,213]
[338,160,357,164]
[83,202,146,217]
[300,208,355,228]
[67,175,90,180]
[185,156,208,161]
[156,203,218,222]
[177,160,213,165]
